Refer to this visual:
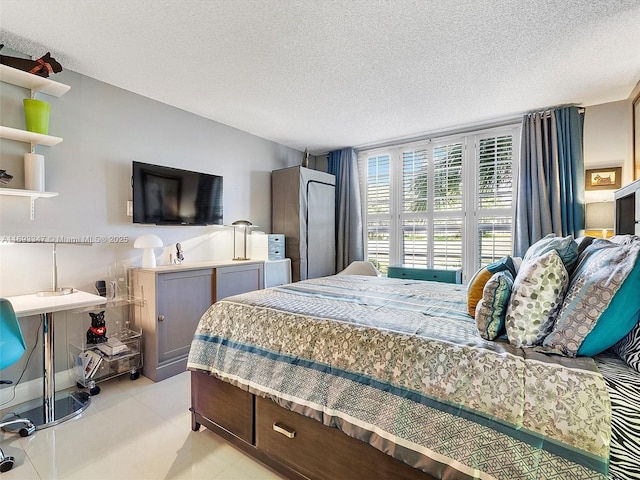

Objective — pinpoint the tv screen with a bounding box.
[132,161,223,225]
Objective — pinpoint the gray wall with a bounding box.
[0,60,302,384]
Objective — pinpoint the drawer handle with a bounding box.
[273,422,296,439]
[158,315,165,322]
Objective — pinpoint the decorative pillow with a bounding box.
[613,316,640,373]
[574,236,595,257]
[466,256,518,318]
[505,250,569,347]
[609,234,640,246]
[523,233,578,271]
[475,270,514,340]
[543,240,640,357]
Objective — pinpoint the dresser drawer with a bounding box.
[387,265,462,284]
[255,396,430,480]
[191,372,254,444]
[251,234,285,260]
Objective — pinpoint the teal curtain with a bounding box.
[328,148,364,272]
[514,106,585,256]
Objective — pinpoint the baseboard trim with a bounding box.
[0,369,76,410]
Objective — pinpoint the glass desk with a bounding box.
[5,291,105,429]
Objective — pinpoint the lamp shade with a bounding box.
[585,202,614,230]
[232,220,253,227]
[134,234,163,268]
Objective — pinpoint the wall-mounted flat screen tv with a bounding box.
[132,161,223,225]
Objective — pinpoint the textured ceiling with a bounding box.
[1,0,639,154]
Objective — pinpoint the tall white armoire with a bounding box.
[272,166,336,282]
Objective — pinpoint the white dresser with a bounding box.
[615,179,640,235]
[264,258,292,288]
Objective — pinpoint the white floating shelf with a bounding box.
[0,188,59,220]
[0,125,63,146]
[0,64,70,97]
[0,188,58,198]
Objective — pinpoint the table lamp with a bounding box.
[0,239,91,296]
[37,241,92,296]
[585,201,614,238]
[134,234,163,268]
[232,220,254,261]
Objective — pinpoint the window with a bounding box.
[359,126,520,279]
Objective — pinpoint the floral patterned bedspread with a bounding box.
[187,275,611,480]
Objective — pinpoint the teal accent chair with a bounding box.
[0,298,36,473]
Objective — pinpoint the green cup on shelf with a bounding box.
[23,98,51,135]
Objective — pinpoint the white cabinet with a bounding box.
[130,261,264,381]
[615,179,640,236]
[264,259,291,288]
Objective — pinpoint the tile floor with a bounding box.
[0,372,284,479]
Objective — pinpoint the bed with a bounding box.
[187,236,640,480]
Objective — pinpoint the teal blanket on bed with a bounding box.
[187,275,611,480]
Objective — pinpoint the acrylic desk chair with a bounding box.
[0,298,36,473]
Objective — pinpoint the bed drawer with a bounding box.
[190,372,254,444]
[255,396,433,480]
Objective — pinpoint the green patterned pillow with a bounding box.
[475,270,514,340]
[505,250,569,347]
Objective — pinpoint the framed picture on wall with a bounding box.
[634,91,640,181]
[585,167,622,191]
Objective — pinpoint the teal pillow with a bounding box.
[543,240,640,356]
[486,256,518,277]
[475,270,514,340]
[467,255,517,318]
[523,234,578,271]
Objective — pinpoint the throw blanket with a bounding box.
[188,275,611,479]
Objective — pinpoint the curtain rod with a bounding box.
[350,114,523,154]
[320,105,586,156]
[527,105,585,118]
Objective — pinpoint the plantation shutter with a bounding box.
[476,134,514,268]
[431,142,463,268]
[401,148,429,266]
[358,125,519,281]
[365,154,392,273]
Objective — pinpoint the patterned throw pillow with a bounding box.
[475,270,514,340]
[613,318,640,373]
[505,250,569,347]
[609,234,640,246]
[544,240,640,357]
[523,233,578,271]
[466,256,518,318]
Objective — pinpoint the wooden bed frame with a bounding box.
[190,371,437,480]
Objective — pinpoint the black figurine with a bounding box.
[86,311,107,344]
[0,170,13,184]
[0,44,63,78]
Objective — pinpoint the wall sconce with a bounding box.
[585,201,615,238]
[232,220,255,261]
[134,234,163,268]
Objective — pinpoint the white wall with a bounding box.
[583,99,633,203]
[0,59,302,387]
[1,68,303,296]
